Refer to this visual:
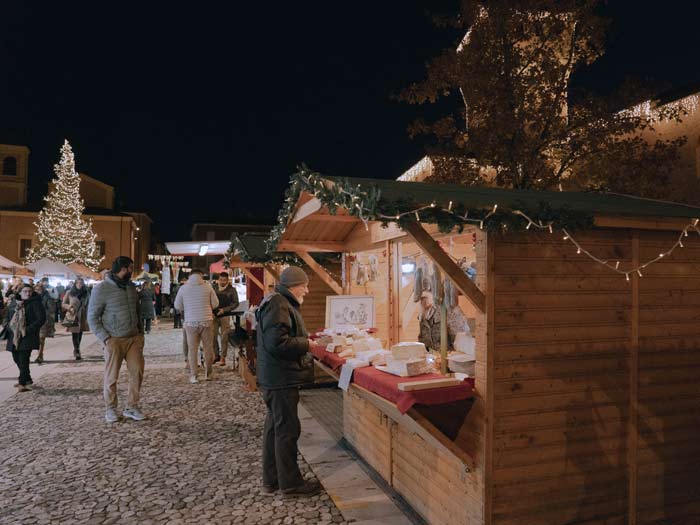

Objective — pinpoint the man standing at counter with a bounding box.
[255,266,319,497]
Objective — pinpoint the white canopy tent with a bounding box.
[26,258,77,281]
[0,255,34,278]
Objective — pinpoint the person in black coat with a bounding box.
[255,266,319,497]
[6,285,46,392]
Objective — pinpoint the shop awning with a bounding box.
[67,262,102,280]
[26,258,77,280]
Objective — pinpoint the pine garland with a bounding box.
[266,164,594,251]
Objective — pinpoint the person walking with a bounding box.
[174,269,218,384]
[5,284,46,392]
[138,280,156,334]
[34,283,56,364]
[255,266,319,497]
[62,277,89,360]
[212,271,239,367]
[88,256,145,424]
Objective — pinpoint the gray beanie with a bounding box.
[280,266,309,287]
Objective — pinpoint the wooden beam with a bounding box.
[627,231,639,525]
[262,263,280,282]
[401,220,486,314]
[242,268,265,292]
[296,250,343,295]
[298,213,359,223]
[594,215,696,231]
[276,240,345,253]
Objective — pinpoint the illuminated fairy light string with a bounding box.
[287,173,700,280]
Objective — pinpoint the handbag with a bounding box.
[61,306,79,328]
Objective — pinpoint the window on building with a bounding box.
[96,240,106,257]
[3,157,17,176]
[19,238,32,259]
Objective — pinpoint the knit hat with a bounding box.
[280,266,309,287]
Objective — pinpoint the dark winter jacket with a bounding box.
[214,283,240,317]
[255,284,312,390]
[138,288,156,319]
[39,290,56,338]
[18,293,46,352]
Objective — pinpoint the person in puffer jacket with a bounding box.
[88,256,145,424]
[255,266,319,498]
[174,269,219,384]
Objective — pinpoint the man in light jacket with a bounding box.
[88,256,145,424]
[174,269,219,383]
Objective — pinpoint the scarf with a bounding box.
[109,272,131,290]
[10,302,26,349]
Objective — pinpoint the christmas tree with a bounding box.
[25,140,103,270]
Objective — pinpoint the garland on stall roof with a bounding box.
[266,164,594,253]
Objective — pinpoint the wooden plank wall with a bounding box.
[490,230,632,525]
[489,228,700,525]
[300,261,341,333]
[636,230,700,524]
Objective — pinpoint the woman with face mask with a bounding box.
[6,284,46,392]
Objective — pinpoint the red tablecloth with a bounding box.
[352,366,475,414]
[309,343,346,373]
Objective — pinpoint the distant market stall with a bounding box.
[269,166,700,525]
[228,232,342,391]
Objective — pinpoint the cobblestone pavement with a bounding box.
[0,327,352,525]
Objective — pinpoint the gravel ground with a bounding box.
[0,328,350,525]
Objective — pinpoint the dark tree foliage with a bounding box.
[398,0,686,198]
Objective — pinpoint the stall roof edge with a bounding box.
[318,176,700,219]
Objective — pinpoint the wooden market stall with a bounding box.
[229,232,342,390]
[269,170,700,525]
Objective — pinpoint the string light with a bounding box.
[448,201,453,211]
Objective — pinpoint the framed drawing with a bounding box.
[325,295,375,330]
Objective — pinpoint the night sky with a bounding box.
[1,1,699,241]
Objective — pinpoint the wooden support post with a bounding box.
[242,268,265,293]
[295,251,343,295]
[387,241,400,345]
[628,231,640,525]
[401,220,486,314]
[262,264,280,283]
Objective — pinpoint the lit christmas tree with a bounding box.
[25,140,103,270]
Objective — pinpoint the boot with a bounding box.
[74,347,82,361]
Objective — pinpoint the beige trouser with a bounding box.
[213,316,231,358]
[104,334,145,410]
[184,323,214,378]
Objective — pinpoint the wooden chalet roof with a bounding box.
[275,174,700,251]
[330,177,700,220]
[231,233,273,263]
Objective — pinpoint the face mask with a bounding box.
[123,272,132,280]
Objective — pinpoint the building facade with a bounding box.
[0,143,152,270]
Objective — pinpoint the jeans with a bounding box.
[261,387,304,490]
[12,351,32,386]
[143,318,152,333]
[213,316,231,359]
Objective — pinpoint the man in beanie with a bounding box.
[255,265,320,497]
[88,256,145,423]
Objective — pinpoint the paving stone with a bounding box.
[0,327,346,524]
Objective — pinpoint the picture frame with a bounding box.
[325,295,375,330]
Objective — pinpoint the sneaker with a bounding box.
[17,385,31,393]
[189,376,199,384]
[218,359,226,367]
[74,353,82,361]
[105,408,119,423]
[122,408,146,421]
[261,484,278,496]
[282,480,321,498]
[34,357,43,364]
